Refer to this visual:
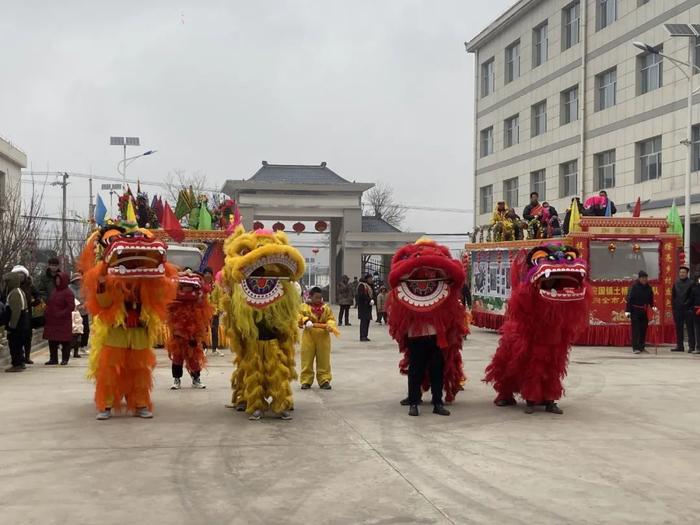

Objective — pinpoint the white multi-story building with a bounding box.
[467,0,700,265]
[0,135,26,214]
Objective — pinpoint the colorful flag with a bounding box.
[632,197,641,217]
[95,194,107,226]
[174,189,193,219]
[197,202,212,230]
[568,198,582,233]
[162,202,185,242]
[125,199,137,224]
[667,200,683,237]
[604,198,612,217]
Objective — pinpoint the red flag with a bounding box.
[162,202,185,242]
[154,196,164,224]
[632,197,641,217]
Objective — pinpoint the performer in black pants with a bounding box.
[671,266,695,352]
[407,334,450,416]
[625,270,655,354]
[356,274,374,342]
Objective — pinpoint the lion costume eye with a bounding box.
[530,249,549,265]
[239,248,250,256]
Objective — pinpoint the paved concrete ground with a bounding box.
[1,322,699,525]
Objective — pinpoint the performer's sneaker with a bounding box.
[279,411,293,420]
[400,397,422,406]
[134,407,153,419]
[235,402,247,412]
[633,349,641,355]
[524,403,535,414]
[248,410,263,421]
[192,378,206,389]
[300,384,311,390]
[96,409,111,420]
[408,404,419,416]
[545,402,563,415]
[216,350,225,357]
[320,382,332,390]
[495,397,517,407]
[432,404,450,416]
[170,378,181,390]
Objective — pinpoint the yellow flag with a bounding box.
[569,199,581,233]
[126,199,137,223]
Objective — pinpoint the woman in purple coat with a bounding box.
[43,272,75,365]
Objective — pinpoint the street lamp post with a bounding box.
[116,150,158,180]
[633,35,700,264]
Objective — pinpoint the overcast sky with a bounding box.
[2,0,512,233]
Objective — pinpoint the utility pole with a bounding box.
[88,177,95,224]
[61,172,68,260]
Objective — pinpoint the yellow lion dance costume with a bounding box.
[221,226,305,421]
[80,223,177,420]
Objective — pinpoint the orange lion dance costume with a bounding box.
[166,269,213,390]
[386,239,468,416]
[483,244,591,415]
[80,224,176,420]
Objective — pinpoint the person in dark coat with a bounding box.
[36,257,60,302]
[690,275,700,355]
[599,190,617,216]
[42,272,75,365]
[356,274,374,342]
[3,272,30,372]
[625,271,656,354]
[671,266,695,352]
[461,282,472,309]
[335,275,354,326]
[11,265,39,364]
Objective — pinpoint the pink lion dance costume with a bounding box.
[484,244,591,414]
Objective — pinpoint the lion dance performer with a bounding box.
[386,239,468,417]
[166,269,213,390]
[484,244,591,415]
[221,226,305,421]
[80,224,177,420]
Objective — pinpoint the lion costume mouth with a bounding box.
[176,271,204,301]
[397,267,451,310]
[104,238,167,278]
[240,254,299,308]
[527,245,587,302]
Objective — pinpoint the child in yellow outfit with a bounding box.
[298,287,338,390]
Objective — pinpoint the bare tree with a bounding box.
[0,177,46,274]
[43,220,92,271]
[362,181,406,228]
[163,169,209,204]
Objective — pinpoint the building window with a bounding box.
[560,160,578,198]
[505,40,520,83]
[639,45,663,94]
[531,100,547,137]
[561,85,578,124]
[481,58,495,97]
[530,169,546,200]
[596,67,616,111]
[562,2,580,50]
[480,185,493,214]
[693,125,700,171]
[503,177,519,209]
[694,37,700,74]
[504,115,519,148]
[533,22,548,67]
[595,150,616,189]
[597,0,616,31]
[638,136,662,182]
[480,126,494,157]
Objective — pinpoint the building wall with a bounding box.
[0,136,26,211]
[470,0,700,226]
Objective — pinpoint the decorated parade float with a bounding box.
[465,214,683,346]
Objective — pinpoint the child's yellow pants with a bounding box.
[300,329,332,386]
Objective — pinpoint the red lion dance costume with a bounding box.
[166,270,213,390]
[386,239,468,417]
[484,244,591,414]
[80,224,177,420]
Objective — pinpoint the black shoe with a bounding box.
[408,405,419,416]
[5,366,24,373]
[24,359,34,365]
[545,402,563,415]
[73,353,81,358]
[45,360,59,365]
[400,397,423,406]
[300,384,311,390]
[495,397,517,407]
[345,323,352,326]
[524,402,535,414]
[60,361,68,366]
[320,382,332,390]
[433,404,450,416]
[671,348,684,352]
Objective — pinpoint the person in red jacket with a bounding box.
[42,272,75,365]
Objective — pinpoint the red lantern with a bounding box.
[312,248,319,255]
[272,222,285,232]
[632,243,641,254]
[253,221,264,230]
[608,242,616,253]
[293,222,306,233]
[315,220,328,232]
